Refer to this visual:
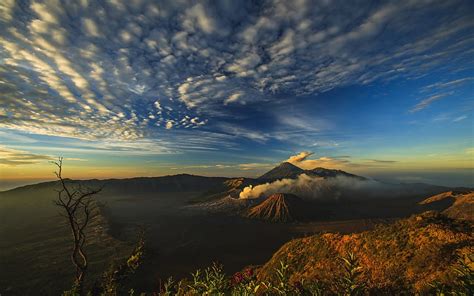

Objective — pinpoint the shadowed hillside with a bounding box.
[0,184,133,296]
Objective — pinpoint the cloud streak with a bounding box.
[0,146,53,166]
[286,151,352,169]
[410,93,453,113]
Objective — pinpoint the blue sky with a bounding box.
[0,0,473,189]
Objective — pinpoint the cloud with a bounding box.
[217,123,270,143]
[286,151,350,170]
[82,18,101,37]
[286,152,398,170]
[184,3,218,34]
[168,162,273,172]
[165,120,174,129]
[422,77,474,91]
[238,163,274,171]
[0,0,472,151]
[276,114,329,132]
[0,0,15,22]
[0,146,53,166]
[365,159,398,164]
[287,151,313,163]
[452,115,468,122]
[224,92,244,105]
[410,93,452,113]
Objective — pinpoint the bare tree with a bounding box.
[52,157,102,295]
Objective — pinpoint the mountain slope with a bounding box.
[257,211,474,294]
[245,193,307,222]
[420,191,473,221]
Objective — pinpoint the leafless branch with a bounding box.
[52,157,102,295]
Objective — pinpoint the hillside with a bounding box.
[420,190,474,221]
[257,211,473,294]
[245,193,307,222]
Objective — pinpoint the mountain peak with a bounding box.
[278,161,299,168]
[259,162,365,181]
[258,162,304,180]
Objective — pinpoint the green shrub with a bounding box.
[337,251,365,296]
[187,262,229,295]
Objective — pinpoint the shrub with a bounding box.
[187,262,229,295]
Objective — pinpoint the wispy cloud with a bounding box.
[0,146,53,166]
[410,93,452,113]
[286,151,351,169]
[169,162,274,172]
[365,159,397,164]
[422,77,474,91]
[452,115,468,122]
[286,152,398,170]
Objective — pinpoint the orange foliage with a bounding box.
[257,211,473,294]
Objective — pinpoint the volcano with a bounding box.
[258,162,304,180]
[245,193,307,223]
[258,162,365,181]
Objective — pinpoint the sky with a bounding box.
[0,0,473,190]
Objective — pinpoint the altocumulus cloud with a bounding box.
[0,0,473,152]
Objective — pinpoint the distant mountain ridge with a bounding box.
[0,174,233,195]
[258,162,365,181]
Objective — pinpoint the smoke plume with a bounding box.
[285,151,350,170]
[239,174,384,200]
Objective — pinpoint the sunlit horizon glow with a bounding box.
[0,0,473,190]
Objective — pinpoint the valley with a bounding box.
[0,165,461,295]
